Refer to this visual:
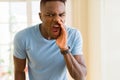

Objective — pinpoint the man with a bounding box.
[13,0,87,80]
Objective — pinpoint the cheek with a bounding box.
[43,17,52,23]
[43,18,52,32]
[44,18,53,30]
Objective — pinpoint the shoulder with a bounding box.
[66,26,82,37]
[14,24,38,40]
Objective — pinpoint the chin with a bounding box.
[51,35,59,39]
[51,37,58,39]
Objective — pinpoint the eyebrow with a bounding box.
[46,11,66,14]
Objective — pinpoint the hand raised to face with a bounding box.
[56,19,68,50]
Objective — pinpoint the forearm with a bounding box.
[63,53,86,80]
[14,56,26,80]
[15,71,26,80]
[55,20,86,79]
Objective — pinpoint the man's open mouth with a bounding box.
[52,24,60,36]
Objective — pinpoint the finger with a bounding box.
[57,19,62,25]
[57,20,66,32]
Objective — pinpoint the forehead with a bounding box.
[41,1,65,13]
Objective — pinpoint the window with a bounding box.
[0,0,40,80]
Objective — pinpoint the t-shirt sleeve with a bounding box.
[13,32,27,59]
[71,30,83,55]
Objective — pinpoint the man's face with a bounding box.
[39,1,66,39]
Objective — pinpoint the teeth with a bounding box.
[53,25,59,27]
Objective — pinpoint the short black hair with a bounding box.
[40,0,67,10]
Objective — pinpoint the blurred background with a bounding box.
[0,0,120,80]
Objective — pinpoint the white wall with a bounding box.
[69,0,120,80]
[65,0,72,26]
[101,0,120,80]
[88,0,120,80]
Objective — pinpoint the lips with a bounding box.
[51,24,60,36]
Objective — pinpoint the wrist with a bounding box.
[60,45,69,51]
[60,46,70,55]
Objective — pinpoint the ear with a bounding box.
[39,12,42,21]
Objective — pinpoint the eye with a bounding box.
[46,14,54,17]
[59,13,65,17]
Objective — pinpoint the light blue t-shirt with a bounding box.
[13,24,83,80]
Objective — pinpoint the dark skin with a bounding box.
[14,1,87,80]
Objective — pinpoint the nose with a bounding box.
[53,15,62,23]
